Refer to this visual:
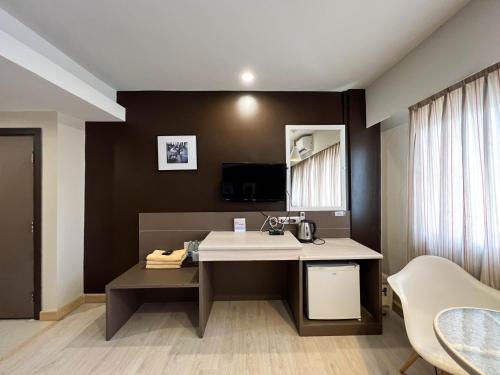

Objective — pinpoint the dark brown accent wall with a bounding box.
[84,91,380,293]
[344,90,381,252]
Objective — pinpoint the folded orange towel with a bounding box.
[145,264,181,269]
[146,249,186,263]
[146,252,187,266]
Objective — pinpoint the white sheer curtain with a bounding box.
[408,63,500,289]
[291,143,341,208]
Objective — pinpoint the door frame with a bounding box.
[0,128,42,319]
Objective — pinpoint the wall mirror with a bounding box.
[285,125,347,211]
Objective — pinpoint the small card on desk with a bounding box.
[234,218,246,232]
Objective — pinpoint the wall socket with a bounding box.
[277,216,301,224]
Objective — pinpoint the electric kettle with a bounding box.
[297,220,316,243]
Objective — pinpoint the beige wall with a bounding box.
[56,114,85,307]
[367,0,500,126]
[381,122,408,276]
[0,111,85,311]
[312,130,340,155]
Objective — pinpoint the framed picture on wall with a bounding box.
[157,135,197,170]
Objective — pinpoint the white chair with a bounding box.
[388,255,500,374]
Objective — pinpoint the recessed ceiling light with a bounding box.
[241,71,255,84]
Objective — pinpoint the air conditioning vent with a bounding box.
[296,135,313,159]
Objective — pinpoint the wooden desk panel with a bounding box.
[212,261,289,300]
[107,263,199,289]
[138,211,350,260]
[106,262,200,340]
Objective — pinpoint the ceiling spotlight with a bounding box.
[241,71,255,84]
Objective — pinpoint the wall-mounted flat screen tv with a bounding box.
[222,163,286,202]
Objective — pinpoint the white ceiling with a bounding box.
[0,56,123,121]
[0,0,468,91]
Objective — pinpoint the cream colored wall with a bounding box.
[312,130,340,155]
[367,0,500,126]
[381,122,409,276]
[0,111,85,311]
[56,114,85,307]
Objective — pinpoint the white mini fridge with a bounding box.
[306,262,361,320]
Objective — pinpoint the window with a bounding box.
[408,63,500,289]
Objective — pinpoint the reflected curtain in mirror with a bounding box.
[291,143,341,208]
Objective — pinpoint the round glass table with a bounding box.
[434,307,500,375]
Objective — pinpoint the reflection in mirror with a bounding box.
[286,125,346,211]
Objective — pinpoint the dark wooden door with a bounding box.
[0,136,34,318]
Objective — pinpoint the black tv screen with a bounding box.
[222,163,286,202]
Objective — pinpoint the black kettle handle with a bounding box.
[309,220,317,239]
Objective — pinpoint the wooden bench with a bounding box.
[105,261,204,340]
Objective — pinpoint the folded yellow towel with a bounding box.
[146,261,182,266]
[146,249,186,263]
[145,264,181,269]
[146,252,187,266]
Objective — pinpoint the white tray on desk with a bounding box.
[198,230,302,251]
[198,231,303,261]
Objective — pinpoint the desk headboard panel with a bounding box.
[138,211,350,260]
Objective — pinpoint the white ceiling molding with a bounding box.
[0,8,116,100]
[0,9,125,121]
[366,0,500,127]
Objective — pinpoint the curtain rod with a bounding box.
[409,61,500,111]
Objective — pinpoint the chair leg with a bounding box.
[400,350,420,373]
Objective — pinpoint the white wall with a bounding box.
[0,111,85,311]
[0,9,126,121]
[381,123,409,276]
[367,0,500,126]
[56,114,85,307]
[312,130,340,155]
[0,8,115,101]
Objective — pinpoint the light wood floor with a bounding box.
[0,301,434,375]
[0,318,53,361]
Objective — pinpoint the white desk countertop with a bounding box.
[198,231,382,262]
[198,231,302,261]
[300,238,382,260]
[199,231,302,251]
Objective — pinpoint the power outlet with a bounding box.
[277,216,301,225]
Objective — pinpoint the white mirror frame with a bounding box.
[285,124,347,212]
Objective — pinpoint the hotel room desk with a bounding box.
[198,231,383,337]
[105,232,382,340]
